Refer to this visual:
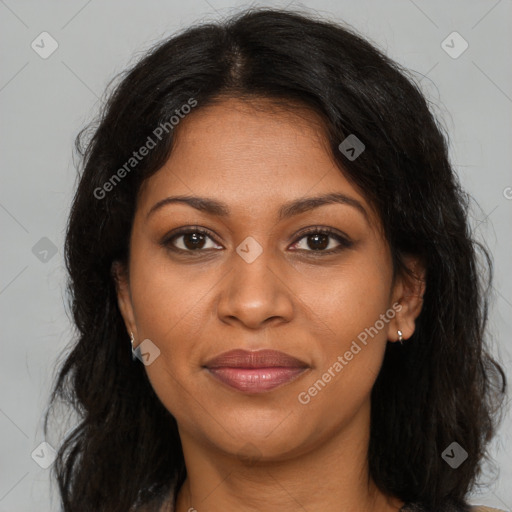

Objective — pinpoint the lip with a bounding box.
[204,349,309,393]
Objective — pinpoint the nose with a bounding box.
[215,243,295,330]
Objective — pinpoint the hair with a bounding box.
[45,7,507,512]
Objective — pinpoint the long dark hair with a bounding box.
[45,8,507,511]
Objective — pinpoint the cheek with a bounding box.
[128,253,208,418]
[300,246,393,393]
[130,233,393,358]
[129,237,208,334]
[127,244,209,386]
[128,229,393,419]
[298,245,393,342]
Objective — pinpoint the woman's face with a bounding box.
[115,97,421,462]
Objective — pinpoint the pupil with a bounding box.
[308,234,328,250]
[184,233,205,250]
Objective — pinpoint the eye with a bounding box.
[161,227,223,253]
[289,227,353,254]
[161,225,353,256]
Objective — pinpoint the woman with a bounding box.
[45,8,508,512]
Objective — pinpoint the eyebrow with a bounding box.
[146,192,369,223]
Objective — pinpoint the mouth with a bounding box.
[203,349,309,394]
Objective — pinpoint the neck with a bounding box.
[173,400,403,512]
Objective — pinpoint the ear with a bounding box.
[111,260,138,340]
[388,254,426,342]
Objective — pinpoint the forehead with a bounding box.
[167,96,332,174]
[137,97,380,229]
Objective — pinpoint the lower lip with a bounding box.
[206,367,307,393]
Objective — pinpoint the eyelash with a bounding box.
[160,225,353,256]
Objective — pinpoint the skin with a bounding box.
[114,97,425,512]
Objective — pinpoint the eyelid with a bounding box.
[160,226,222,252]
[290,226,353,252]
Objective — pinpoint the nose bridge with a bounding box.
[216,235,294,328]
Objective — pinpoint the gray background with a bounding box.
[1,1,511,511]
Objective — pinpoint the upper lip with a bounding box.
[204,349,309,369]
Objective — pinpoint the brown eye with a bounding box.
[181,232,207,250]
[290,227,353,254]
[162,228,223,253]
[304,233,330,250]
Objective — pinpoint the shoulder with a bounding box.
[470,506,507,512]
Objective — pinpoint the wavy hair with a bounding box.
[45,8,507,512]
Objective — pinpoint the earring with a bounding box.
[130,331,138,361]
[397,330,403,345]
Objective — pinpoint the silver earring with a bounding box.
[397,330,403,345]
[130,331,138,361]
